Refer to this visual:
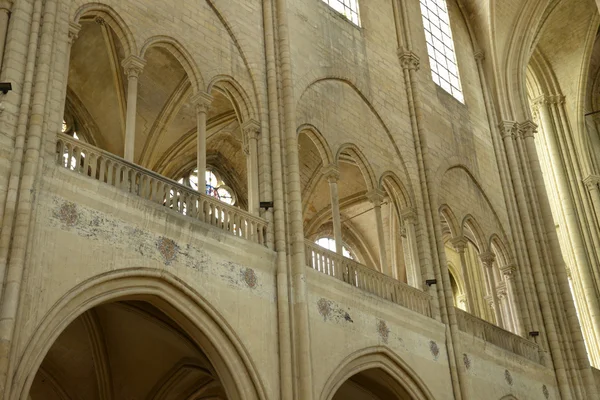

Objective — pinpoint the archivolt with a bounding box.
[336,143,377,192]
[140,36,204,93]
[11,268,266,400]
[208,74,257,123]
[73,3,137,57]
[298,124,335,167]
[320,346,435,400]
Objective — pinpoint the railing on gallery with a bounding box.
[455,308,540,363]
[305,240,431,317]
[56,133,268,246]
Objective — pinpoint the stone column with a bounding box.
[500,264,524,336]
[400,208,422,289]
[190,91,213,191]
[368,190,389,275]
[497,283,514,332]
[480,252,504,328]
[122,55,145,162]
[323,165,343,256]
[450,236,475,313]
[0,1,12,72]
[59,22,81,120]
[243,120,261,215]
[584,175,600,226]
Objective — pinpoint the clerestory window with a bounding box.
[419,0,464,103]
[321,0,361,26]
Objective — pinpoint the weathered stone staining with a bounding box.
[0,0,598,399]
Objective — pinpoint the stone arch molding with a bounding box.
[11,268,267,400]
[73,3,138,57]
[207,74,257,123]
[296,76,415,200]
[140,35,204,93]
[319,346,436,400]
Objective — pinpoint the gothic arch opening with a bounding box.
[29,301,229,400]
[13,270,265,400]
[331,368,414,400]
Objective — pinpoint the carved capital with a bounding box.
[398,49,420,71]
[583,174,600,190]
[473,49,485,61]
[322,164,340,183]
[498,121,519,140]
[519,120,538,139]
[400,207,417,224]
[479,251,496,267]
[500,264,517,278]
[190,91,213,113]
[399,225,407,238]
[450,236,468,253]
[366,189,386,207]
[122,55,146,79]
[241,119,260,155]
[0,0,13,12]
[68,22,81,45]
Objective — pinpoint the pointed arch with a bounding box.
[335,143,376,191]
[462,214,487,253]
[73,3,137,57]
[439,204,460,239]
[207,74,257,123]
[140,36,204,93]
[11,268,267,400]
[298,124,335,167]
[320,346,435,400]
[489,234,513,268]
[380,171,412,210]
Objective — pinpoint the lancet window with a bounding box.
[419,0,464,102]
[321,0,360,26]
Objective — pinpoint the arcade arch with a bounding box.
[13,270,265,400]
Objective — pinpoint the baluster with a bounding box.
[89,153,98,178]
[258,222,265,245]
[66,143,74,169]
[98,157,106,182]
[82,149,90,174]
[106,161,114,186]
[56,140,64,165]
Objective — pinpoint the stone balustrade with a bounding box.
[305,240,431,317]
[455,307,540,363]
[56,133,268,246]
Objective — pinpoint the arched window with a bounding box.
[321,0,361,26]
[419,0,464,103]
[315,237,355,260]
[178,168,236,206]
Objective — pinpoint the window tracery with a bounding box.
[321,0,361,26]
[178,168,236,206]
[419,0,464,103]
